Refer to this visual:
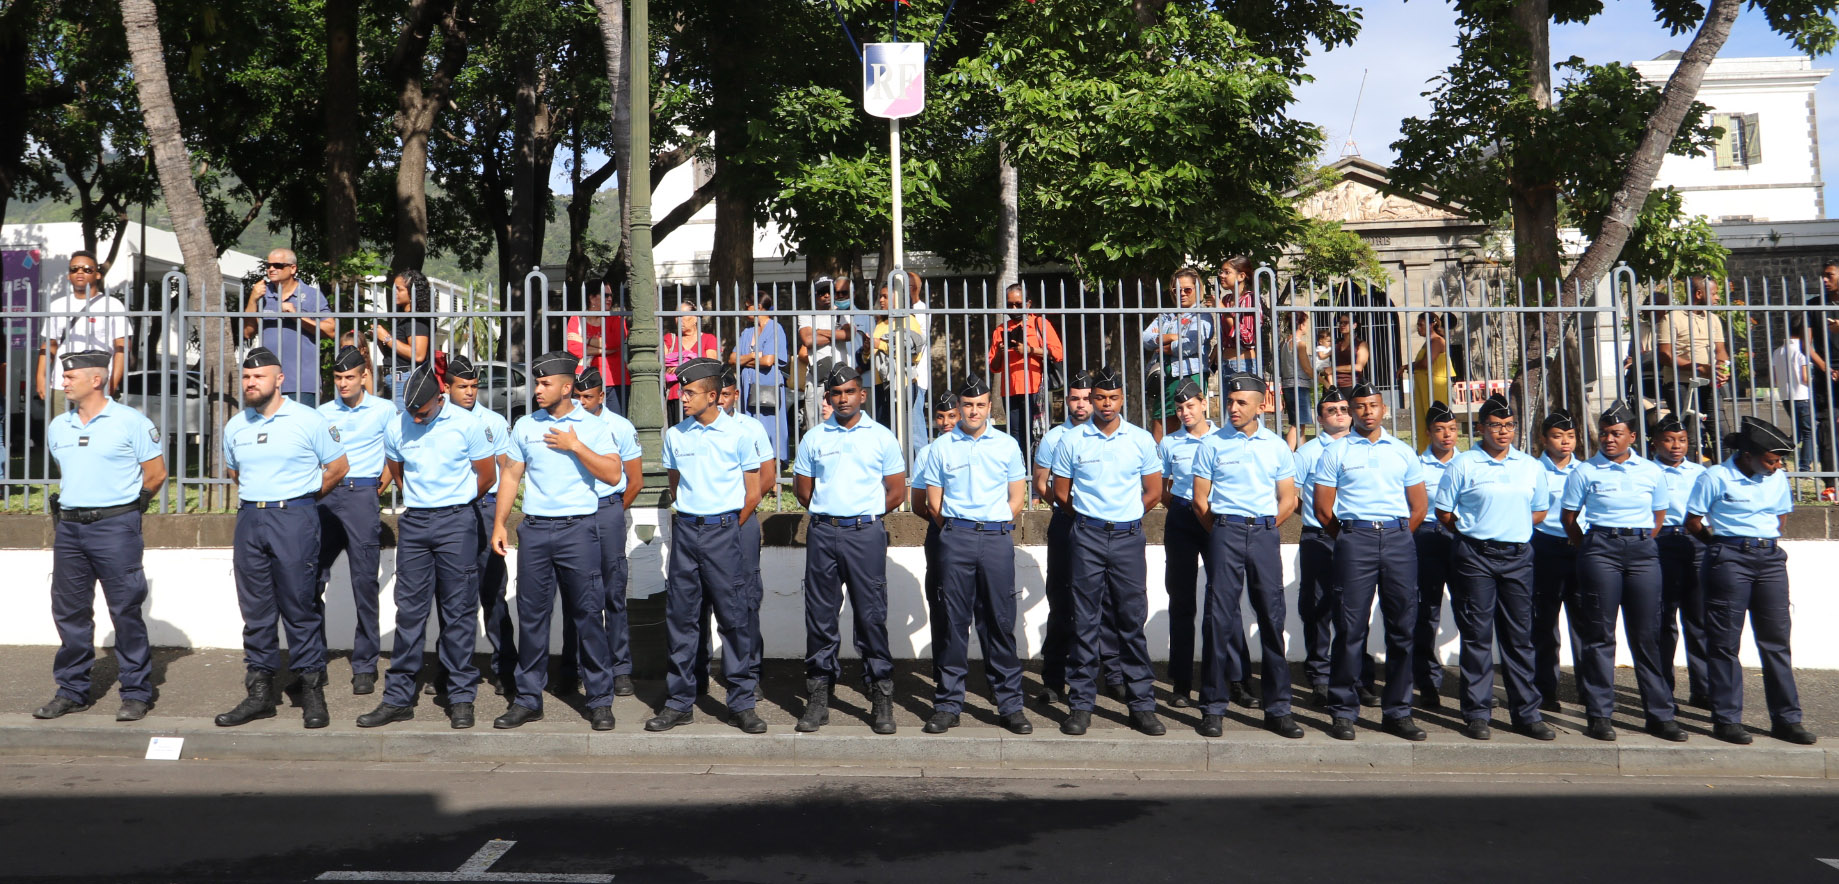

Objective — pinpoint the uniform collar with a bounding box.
[1655,456,1697,472]
[682,410,735,433]
[66,398,122,428]
[949,422,996,442]
[1420,447,1455,463]
[1175,422,1217,441]
[1079,418,1132,439]
[1540,452,1575,471]
[1346,429,1400,447]
[1587,451,1646,469]
[1472,445,1528,464]
[330,392,376,411]
[244,397,306,423]
[1719,457,1770,483]
[823,414,880,432]
[1218,421,1260,441]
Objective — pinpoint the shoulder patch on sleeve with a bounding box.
[329,426,341,443]
[150,426,161,444]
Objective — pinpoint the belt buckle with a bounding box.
[256,501,271,509]
[1369,520,1385,531]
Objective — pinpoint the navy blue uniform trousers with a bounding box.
[383,506,480,707]
[1202,516,1291,716]
[511,515,612,710]
[1042,509,1122,693]
[1167,502,1251,697]
[233,500,328,674]
[1298,527,1375,690]
[922,521,949,683]
[1702,538,1802,726]
[1067,518,1155,712]
[1657,528,1711,699]
[51,512,153,704]
[472,493,518,686]
[933,520,1025,715]
[1331,520,1418,721]
[1574,531,1675,721]
[666,513,760,713]
[1412,521,1454,696]
[314,482,382,674]
[695,513,761,696]
[1531,531,1584,703]
[561,495,631,680]
[803,518,894,686]
[1449,535,1542,724]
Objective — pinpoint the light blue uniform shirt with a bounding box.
[1052,419,1161,522]
[911,443,939,492]
[1034,420,1081,472]
[1158,423,1214,502]
[1433,447,1549,542]
[920,425,1027,521]
[48,399,160,507]
[663,410,757,516]
[1655,457,1706,527]
[733,410,775,466]
[1534,453,1583,538]
[460,404,511,496]
[793,414,905,517]
[1312,431,1425,522]
[1687,458,1793,538]
[584,405,644,498]
[1193,422,1296,519]
[1294,433,1347,530]
[384,399,494,509]
[1419,448,1456,502]
[1561,452,1668,529]
[318,392,396,481]
[506,405,619,517]
[223,398,345,502]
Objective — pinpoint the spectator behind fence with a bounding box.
[797,277,871,432]
[663,302,720,425]
[1142,267,1213,442]
[989,283,1064,457]
[1403,312,1454,426]
[372,268,433,402]
[1216,256,1264,374]
[1807,259,1839,500]
[872,278,925,430]
[37,250,129,414]
[1656,276,1731,456]
[734,290,789,460]
[1773,317,1816,471]
[241,248,334,407]
[566,279,631,415]
[1330,312,1370,389]
[1276,310,1326,428]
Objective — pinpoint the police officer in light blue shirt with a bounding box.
[556,367,645,700]
[650,358,768,734]
[1294,387,1373,707]
[1433,394,1553,740]
[490,351,628,731]
[444,356,517,696]
[358,367,497,731]
[1311,382,1428,741]
[1031,370,1121,705]
[1189,373,1301,739]
[1531,409,1585,712]
[216,347,350,730]
[1561,401,1676,742]
[35,350,166,723]
[692,367,778,698]
[1650,413,1711,707]
[1411,401,1459,708]
[1051,366,1165,736]
[917,376,1033,736]
[911,393,960,690]
[315,345,396,696]
[1687,417,1815,745]
[792,365,907,735]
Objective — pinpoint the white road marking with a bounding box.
[316,839,614,882]
[1819,858,1839,871]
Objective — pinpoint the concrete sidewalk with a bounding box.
[0,647,1833,777]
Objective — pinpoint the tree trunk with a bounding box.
[708,174,753,292]
[1507,0,1559,284]
[591,0,630,281]
[1564,0,1741,291]
[121,0,225,503]
[997,140,1020,287]
[324,0,361,277]
[506,59,552,281]
[389,0,472,272]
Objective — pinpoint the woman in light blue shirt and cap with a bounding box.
[1561,400,1678,743]
[1686,416,1816,746]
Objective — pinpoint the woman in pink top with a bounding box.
[1216,256,1265,374]
[663,302,720,423]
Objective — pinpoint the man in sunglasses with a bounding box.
[242,249,335,407]
[36,251,129,415]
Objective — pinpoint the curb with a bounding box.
[1,715,1831,778]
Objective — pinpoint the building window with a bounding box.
[1713,112,1762,170]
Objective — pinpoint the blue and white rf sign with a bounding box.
[863,42,926,119]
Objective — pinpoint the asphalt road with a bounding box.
[3,756,1838,883]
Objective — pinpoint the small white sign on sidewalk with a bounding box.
[144,736,183,761]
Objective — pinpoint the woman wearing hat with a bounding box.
[1560,401,1677,742]
[1686,417,1818,745]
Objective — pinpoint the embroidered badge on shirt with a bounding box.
[78,436,90,447]
[329,427,341,443]
[149,426,161,443]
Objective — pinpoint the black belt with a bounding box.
[1711,535,1778,549]
[1214,514,1275,528]
[599,493,623,507]
[525,513,590,523]
[1172,495,1193,509]
[241,495,317,510]
[811,514,879,528]
[1463,535,1528,555]
[945,517,1013,533]
[1589,526,1652,537]
[1075,515,1142,532]
[1657,525,1690,536]
[57,500,143,524]
[407,502,470,514]
[1300,525,1328,536]
[338,477,381,489]
[676,511,739,526]
[1342,517,1407,531]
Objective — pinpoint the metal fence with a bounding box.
[7,267,1839,512]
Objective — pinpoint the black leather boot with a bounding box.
[215,671,277,727]
[297,670,330,729]
[869,679,897,735]
[796,678,831,733]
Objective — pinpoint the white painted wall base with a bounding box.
[4,529,1834,669]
